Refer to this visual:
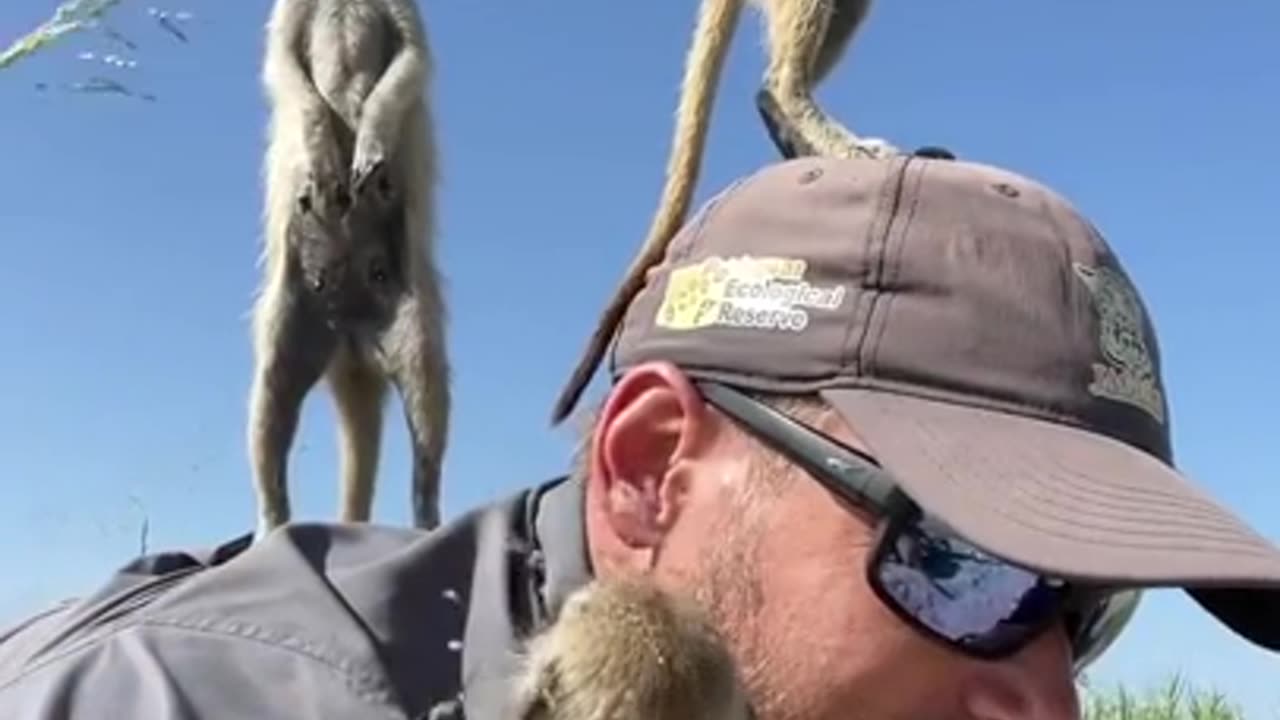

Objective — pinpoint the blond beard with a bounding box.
[690,459,804,720]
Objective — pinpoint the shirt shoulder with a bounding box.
[0,507,512,720]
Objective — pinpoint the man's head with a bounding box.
[570,154,1280,720]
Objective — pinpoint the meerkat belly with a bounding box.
[308,1,397,127]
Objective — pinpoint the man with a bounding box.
[2,153,1278,720]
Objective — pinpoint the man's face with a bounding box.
[583,363,1083,720]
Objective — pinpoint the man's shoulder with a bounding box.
[0,479,559,720]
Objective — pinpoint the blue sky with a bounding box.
[2,0,1278,714]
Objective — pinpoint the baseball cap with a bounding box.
[606,153,1280,654]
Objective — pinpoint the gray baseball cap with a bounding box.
[608,153,1280,654]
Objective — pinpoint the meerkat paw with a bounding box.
[351,139,392,202]
[352,158,391,204]
[848,137,899,160]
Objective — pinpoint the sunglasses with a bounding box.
[695,380,1140,673]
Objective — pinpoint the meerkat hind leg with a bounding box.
[385,297,450,531]
[327,345,388,524]
[248,285,337,540]
[757,0,897,160]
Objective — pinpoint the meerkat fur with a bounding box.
[549,0,898,424]
[511,577,755,720]
[249,0,449,540]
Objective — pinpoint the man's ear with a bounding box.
[586,362,714,559]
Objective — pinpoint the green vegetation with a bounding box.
[1083,675,1253,720]
[1,0,124,70]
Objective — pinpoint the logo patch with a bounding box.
[1072,262,1165,424]
[655,255,846,333]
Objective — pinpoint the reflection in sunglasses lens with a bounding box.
[877,518,1062,653]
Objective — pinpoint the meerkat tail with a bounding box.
[549,0,744,425]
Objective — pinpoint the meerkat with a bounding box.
[249,0,449,540]
[549,0,899,424]
[511,578,755,720]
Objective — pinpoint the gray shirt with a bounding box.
[0,476,590,719]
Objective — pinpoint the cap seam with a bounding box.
[844,156,910,376]
[866,156,927,376]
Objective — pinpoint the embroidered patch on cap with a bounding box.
[1073,261,1166,424]
[655,255,847,333]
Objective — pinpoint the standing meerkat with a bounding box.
[511,578,755,720]
[549,0,898,424]
[249,0,449,540]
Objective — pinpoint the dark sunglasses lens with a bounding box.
[876,518,1064,655]
[1066,588,1141,672]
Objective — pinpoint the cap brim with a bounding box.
[822,387,1280,652]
